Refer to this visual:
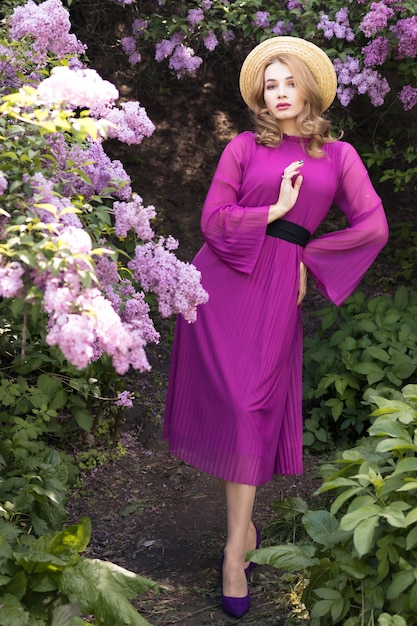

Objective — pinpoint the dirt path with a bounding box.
[68,413,321,625]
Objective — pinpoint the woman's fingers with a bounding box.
[282,159,304,182]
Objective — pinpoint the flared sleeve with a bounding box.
[200,134,270,274]
[302,142,389,306]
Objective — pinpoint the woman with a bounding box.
[163,36,389,618]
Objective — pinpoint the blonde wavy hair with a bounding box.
[251,54,340,157]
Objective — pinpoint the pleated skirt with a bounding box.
[163,235,304,486]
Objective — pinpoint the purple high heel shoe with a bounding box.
[222,592,251,618]
[244,525,262,576]
[220,525,261,617]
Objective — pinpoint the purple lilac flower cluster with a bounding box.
[94,101,156,145]
[128,237,209,323]
[334,55,390,107]
[398,86,417,111]
[64,142,132,201]
[359,2,394,37]
[317,8,355,41]
[252,12,270,29]
[156,32,203,78]
[391,16,417,58]
[115,391,135,408]
[113,194,156,240]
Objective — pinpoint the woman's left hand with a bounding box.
[297,261,307,306]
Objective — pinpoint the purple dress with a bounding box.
[163,132,389,486]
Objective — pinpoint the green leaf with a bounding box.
[72,408,93,432]
[50,603,80,626]
[353,516,379,556]
[60,558,158,626]
[378,613,407,626]
[392,458,417,476]
[0,593,29,625]
[376,439,417,453]
[330,486,364,515]
[367,346,390,362]
[15,517,91,574]
[387,570,415,599]
[340,504,381,531]
[302,510,346,546]
[406,525,417,550]
[249,544,319,571]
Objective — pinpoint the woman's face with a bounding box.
[263,60,305,135]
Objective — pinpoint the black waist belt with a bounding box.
[266,219,310,247]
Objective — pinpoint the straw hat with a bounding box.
[239,36,337,112]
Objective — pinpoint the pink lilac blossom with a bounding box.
[37,66,119,109]
[57,226,92,254]
[115,391,134,407]
[0,260,25,297]
[0,173,7,194]
[398,85,417,111]
[252,12,270,29]
[202,0,212,9]
[362,36,390,66]
[114,194,156,239]
[43,275,153,373]
[93,101,155,145]
[46,312,96,369]
[287,0,302,9]
[359,2,394,37]
[203,32,219,51]
[10,0,86,63]
[128,236,209,323]
[391,17,417,58]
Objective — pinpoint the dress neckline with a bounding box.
[283,134,309,143]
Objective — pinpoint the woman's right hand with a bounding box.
[268,160,304,223]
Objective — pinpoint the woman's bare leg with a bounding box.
[220,480,257,598]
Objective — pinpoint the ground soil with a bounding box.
[67,58,408,625]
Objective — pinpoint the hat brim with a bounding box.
[239,36,337,113]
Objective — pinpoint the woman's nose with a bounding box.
[277,84,287,98]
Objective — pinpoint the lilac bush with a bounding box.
[104,0,417,190]
[0,0,208,414]
[112,0,417,114]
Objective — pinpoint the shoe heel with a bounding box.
[222,592,251,618]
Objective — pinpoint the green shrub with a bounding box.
[303,287,417,451]
[0,516,158,625]
[251,384,417,625]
